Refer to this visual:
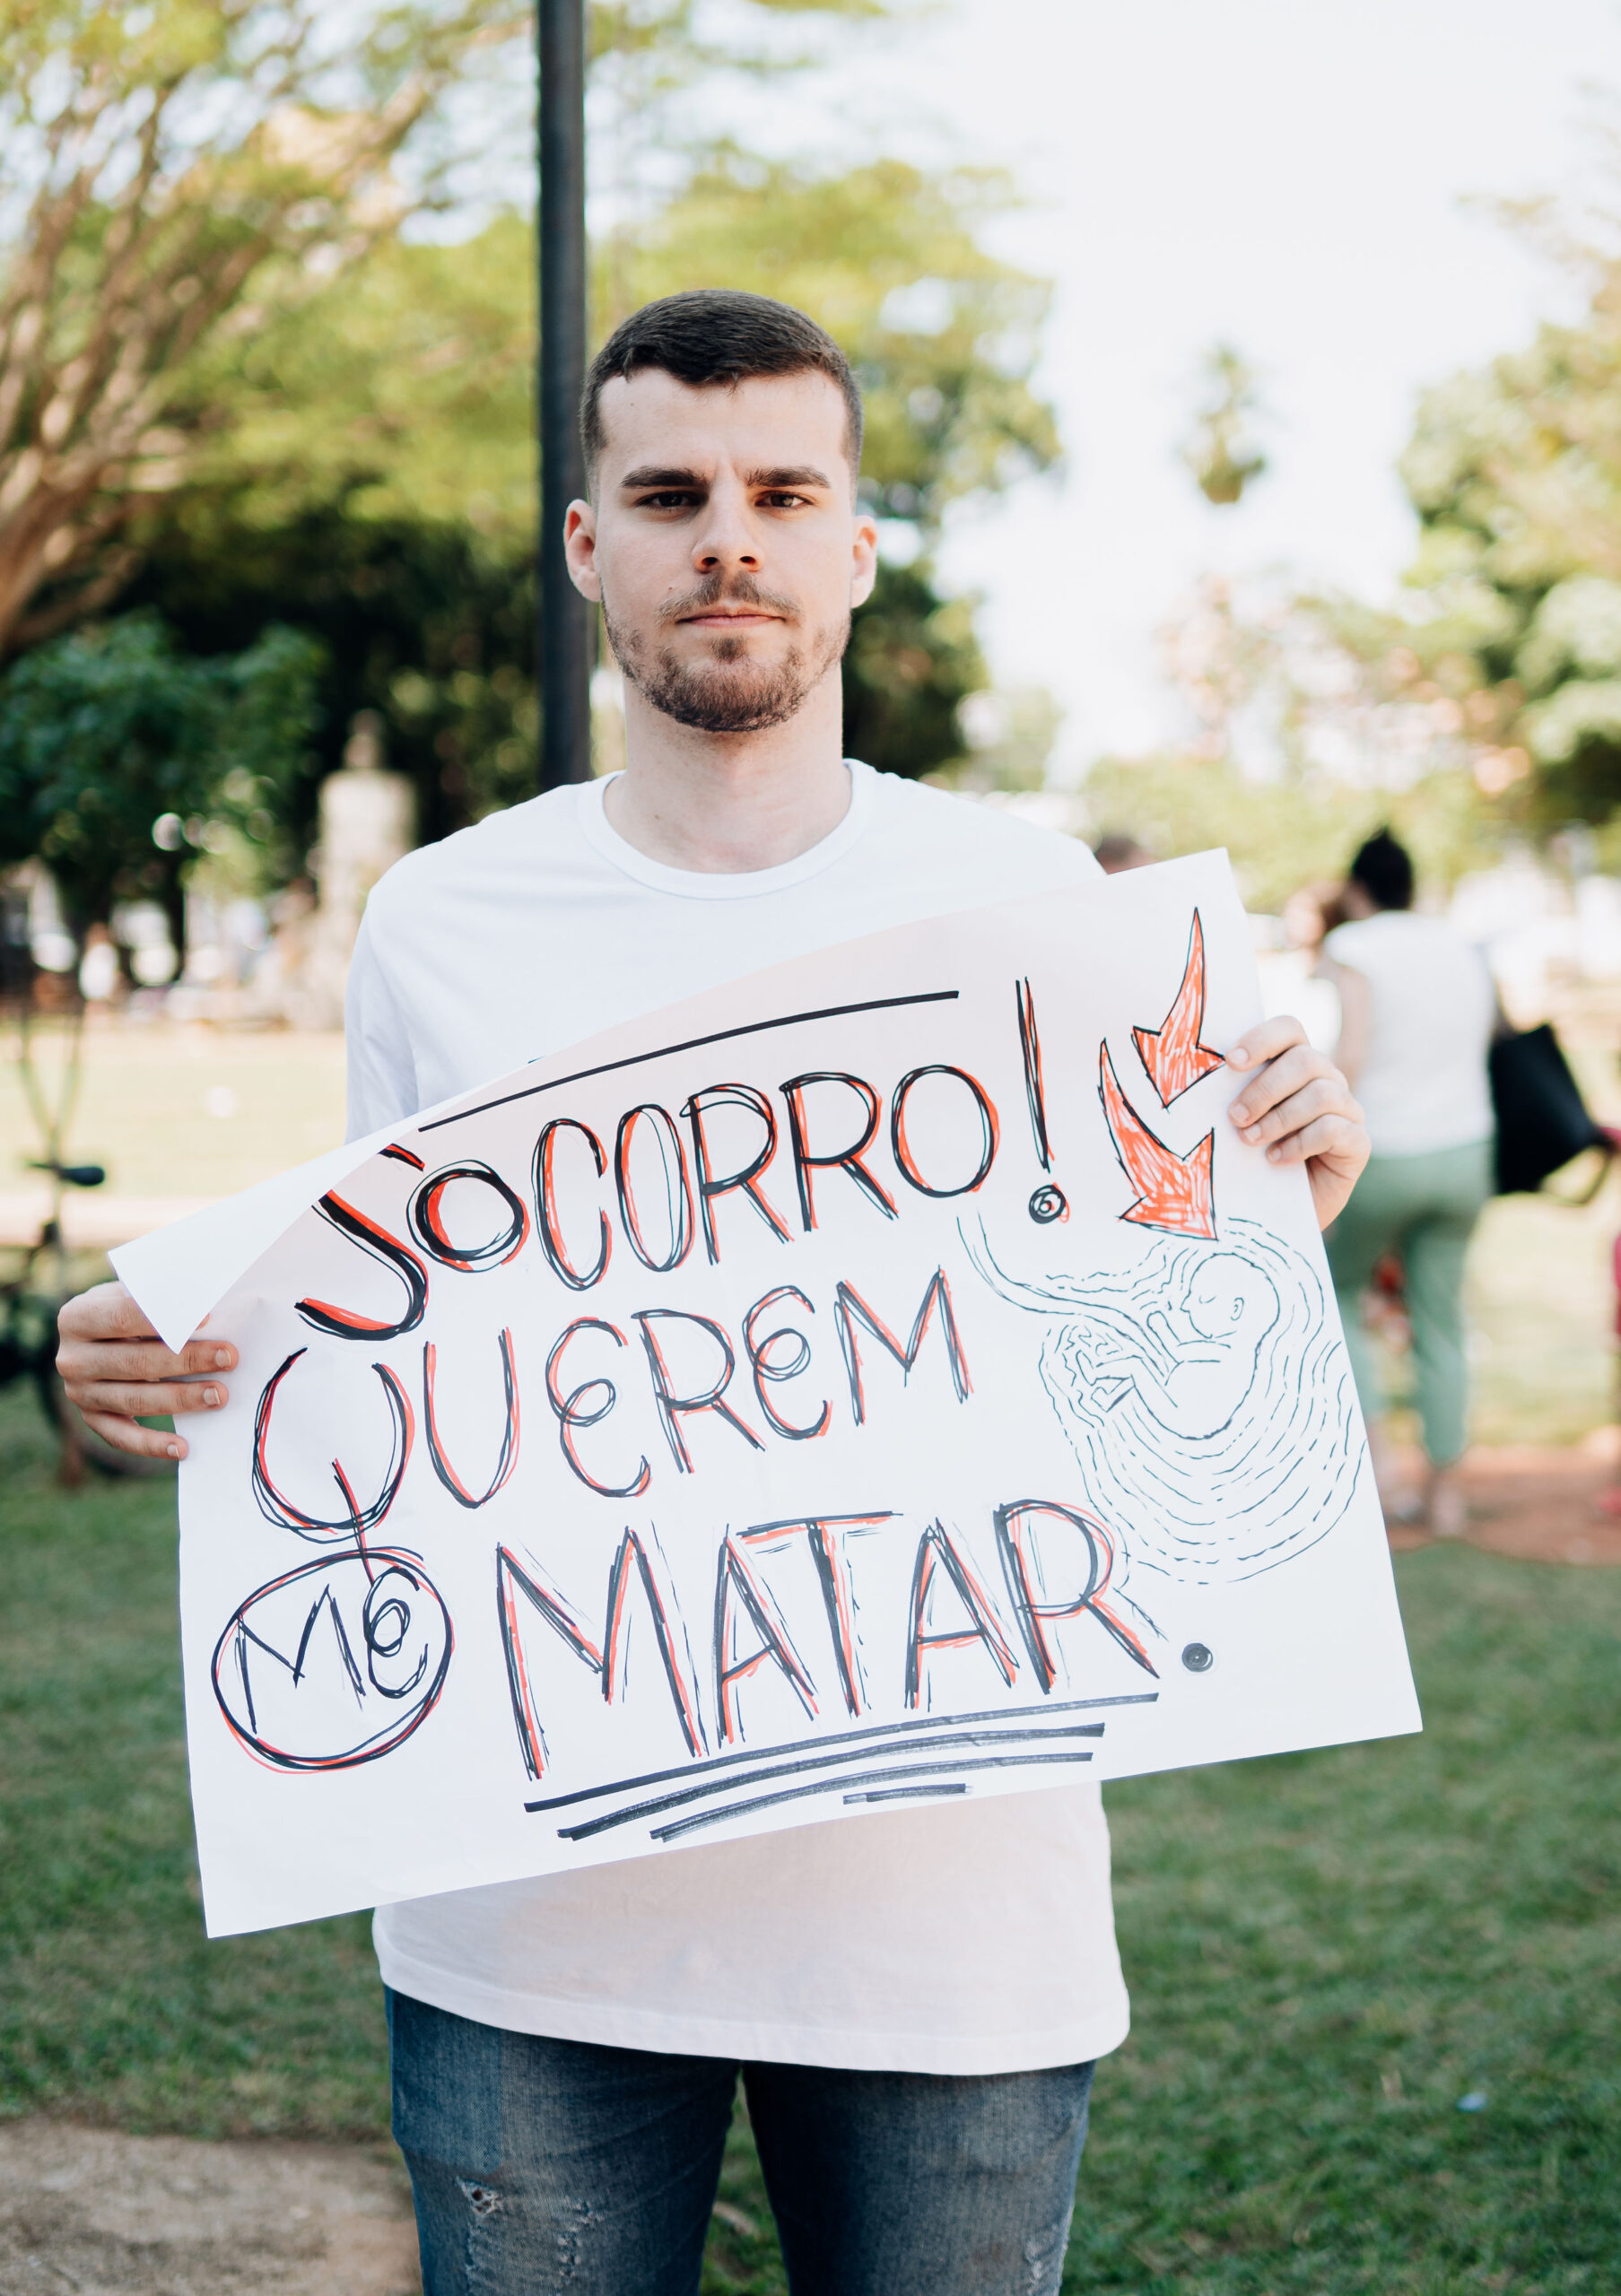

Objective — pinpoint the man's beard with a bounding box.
[603,573,850,735]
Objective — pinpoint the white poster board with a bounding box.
[117,852,1419,1938]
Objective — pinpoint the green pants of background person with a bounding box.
[1325,1139,1494,1467]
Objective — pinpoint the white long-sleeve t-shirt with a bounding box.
[350,761,1130,2075]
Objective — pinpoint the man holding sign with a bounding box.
[59,292,1370,2296]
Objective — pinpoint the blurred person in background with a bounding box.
[1093,831,1152,874]
[1318,828,1495,1536]
[1265,878,1348,1055]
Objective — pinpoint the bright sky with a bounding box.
[851,0,1621,778]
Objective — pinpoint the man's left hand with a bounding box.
[1224,1017,1368,1230]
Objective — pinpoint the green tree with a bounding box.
[0,610,324,948]
[842,564,986,780]
[164,215,539,551]
[0,0,1042,818]
[0,0,520,657]
[1397,239,1621,829]
[124,509,536,846]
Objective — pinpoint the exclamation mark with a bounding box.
[1016,978,1068,1224]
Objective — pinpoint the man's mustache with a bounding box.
[657,571,799,625]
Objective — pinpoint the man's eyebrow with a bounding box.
[618,465,707,491]
[746,465,832,490]
[616,463,833,491]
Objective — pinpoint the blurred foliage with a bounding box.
[3,0,1055,867]
[0,0,890,653]
[1110,565,1512,914]
[1154,573,1506,809]
[599,152,1059,530]
[125,509,536,848]
[1396,209,1621,832]
[1180,344,1269,509]
[0,0,521,654]
[0,611,324,938]
[930,685,1060,795]
[589,0,892,74]
[842,563,986,780]
[169,218,537,549]
[1082,753,1503,918]
[586,0,896,159]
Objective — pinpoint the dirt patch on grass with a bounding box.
[0,2120,418,2296]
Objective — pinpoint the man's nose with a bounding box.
[693,483,759,573]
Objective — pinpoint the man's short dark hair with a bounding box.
[1348,826,1415,912]
[581,290,863,488]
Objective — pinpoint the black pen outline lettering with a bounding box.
[905,1519,1019,1708]
[835,1270,972,1425]
[544,1318,650,1499]
[890,1065,999,1198]
[614,1103,694,1274]
[742,1284,830,1441]
[635,1309,765,1474]
[423,1327,521,1509]
[779,1070,897,1231]
[533,1119,611,1291]
[295,1194,428,1342]
[252,1349,414,1541]
[409,1161,530,1271]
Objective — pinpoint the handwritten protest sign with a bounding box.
[116,851,1419,1938]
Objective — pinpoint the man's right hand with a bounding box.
[57,1282,237,1462]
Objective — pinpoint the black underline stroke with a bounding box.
[420,993,962,1133]
[650,1749,1098,1845]
[526,1692,1159,1814]
[555,1724,1106,1842]
[845,1782,967,1805]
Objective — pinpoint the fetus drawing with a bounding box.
[965,1218,1363,1586]
[1094,1251,1280,1441]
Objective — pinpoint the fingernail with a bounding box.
[1227,1048,1250,1067]
[203,1386,220,1407]
[1268,1146,1282,1161]
[214,1348,231,1368]
[167,1441,181,1459]
[1245,1126,1263,1144]
[1229,1104,1248,1124]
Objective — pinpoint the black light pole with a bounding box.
[536,0,592,790]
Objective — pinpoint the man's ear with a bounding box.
[564,500,601,602]
[850,511,879,610]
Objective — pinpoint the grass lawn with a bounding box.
[2,1378,1617,2294]
[0,1017,347,1203]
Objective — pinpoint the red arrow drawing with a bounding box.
[1132,911,1225,1106]
[1099,1043,1217,1239]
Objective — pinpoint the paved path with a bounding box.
[1385,1439,1621,1563]
[0,2122,419,2296]
[0,1196,211,1251]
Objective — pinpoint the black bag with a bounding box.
[1489,1022,1613,1197]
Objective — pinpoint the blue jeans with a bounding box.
[388,1988,1095,2296]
